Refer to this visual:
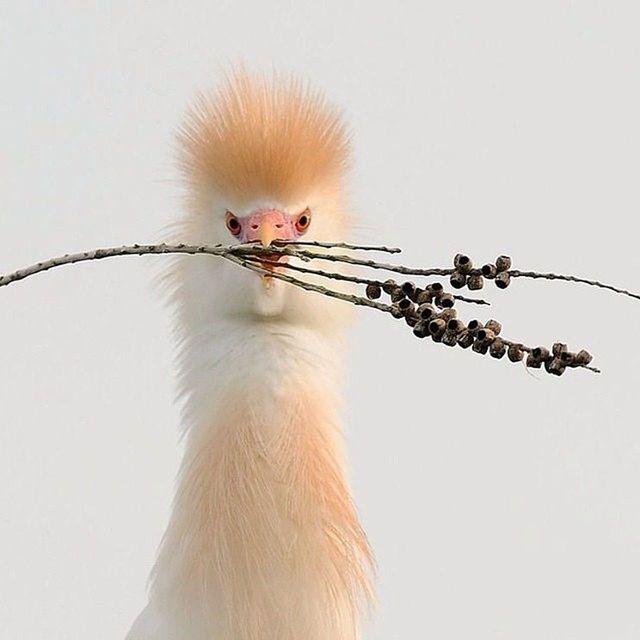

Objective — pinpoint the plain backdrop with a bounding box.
[1,2,639,639]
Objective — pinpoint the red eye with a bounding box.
[226,212,241,236]
[295,209,311,234]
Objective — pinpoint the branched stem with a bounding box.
[2,240,638,377]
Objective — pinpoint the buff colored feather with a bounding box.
[127,70,373,640]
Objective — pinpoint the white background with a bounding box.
[1,2,639,638]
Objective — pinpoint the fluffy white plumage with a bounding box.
[127,70,373,640]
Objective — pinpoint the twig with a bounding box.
[244,256,490,306]
[273,240,402,254]
[2,241,638,377]
[222,254,394,313]
[510,270,640,302]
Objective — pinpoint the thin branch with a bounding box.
[273,240,402,253]
[1,241,637,377]
[510,270,640,302]
[222,253,395,313]
[244,256,490,306]
[234,244,454,277]
[0,243,228,288]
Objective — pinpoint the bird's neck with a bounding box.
[179,318,346,437]
[148,319,372,639]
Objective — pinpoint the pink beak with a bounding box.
[239,209,296,247]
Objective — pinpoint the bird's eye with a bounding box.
[226,212,242,236]
[295,209,311,234]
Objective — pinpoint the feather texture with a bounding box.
[178,69,351,209]
[127,70,373,639]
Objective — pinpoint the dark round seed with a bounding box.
[401,281,416,297]
[526,353,543,368]
[457,330,474,349]
[575,349,593,365]
[507,344,524,362]
[495,271,511,289]
[449,272,467,289]
[438,293,455,308]
[413,321,429,338]
[428,318,446,336]
[453,254,473,274]
[552,342,568,357]
[476,328,496,344]
[481,263,497,279]
[438,308,457,322]
[467,274,484,290]
[390,288,405,302]
[531,346,550,361]
[485,319,502,335]
[417,303,436,319]
[545,357,566,376]
[472,340,489,354]
[495,255,512,272]
[489,338,506,359]
[365,283,382,299]
[382,279,397,294]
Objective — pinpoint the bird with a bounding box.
[126,70,375,640]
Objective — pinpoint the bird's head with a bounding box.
[172,70,353,329]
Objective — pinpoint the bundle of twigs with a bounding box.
[2,240,639,375]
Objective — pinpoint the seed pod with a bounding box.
[409,287,424,303]
[472,339,489,354]
[437,293,455,308]
[467,319,484,334]
[438,308,457,322]
[489,338,507,359]
[390,287,405,302]
[457,330,475,349]
[401,281,416,298]
[481,263,497,279]
[428,282,444,296]
[552,342,568,357]
[525,352,543,368]
[417,303,436,320]
[485,319,502,335]
[397,298,415,316]
[416,289,433,304]
[495,255,512,272]
[495,271,511,289]
[446,318,465,334]
[575,349,593,365]
[428,318,446,338]
[560,351,576,366]
[531,346,550,361]
[442,332,458,347]
[450,271,467,289]
[391,305,404,319]
[365,283,382,299]
[413,321,429,338]
[467,274,484,290]
[382,279,397,294]
[475,328,496,345]
[507,344,524,362]
[453,254,473,274]
[404,312,419,327]
[545,357,566,376]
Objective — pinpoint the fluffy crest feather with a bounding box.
[177,70,351,207]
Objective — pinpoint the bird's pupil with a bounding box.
[299,216,307,226]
